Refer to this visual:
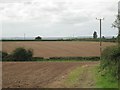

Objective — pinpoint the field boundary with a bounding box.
[2,56,100,61]
[1,38,117,42]
[33,56,100,60]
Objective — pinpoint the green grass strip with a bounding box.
[95,66,118,88]
[64,66,84,87]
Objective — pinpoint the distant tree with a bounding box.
[112,36,115,39]
[35,36,42,40]
[93,31,98,39]
[112,15,120,45]
[102,36,105,39]
[111,36,116,42]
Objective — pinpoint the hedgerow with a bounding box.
[101,45,120,79]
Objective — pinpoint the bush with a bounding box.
[0,51,8,59]
[0,51,11,61]
[101,45,120,79]
[0,51,2,61]
[12,47,33,61]
[4,54,14,61]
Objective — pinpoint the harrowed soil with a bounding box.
[2,41,115,58]
[2,61,99,88]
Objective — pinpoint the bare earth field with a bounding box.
[2,61,99,88]
[2,41,115,58]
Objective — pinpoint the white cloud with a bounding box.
[1,0,119,37]
[0,0,118,23]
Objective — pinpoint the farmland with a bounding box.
[1,41,118,88]
[2,61,99,88]
[2,41,115,58]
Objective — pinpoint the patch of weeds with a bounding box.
[95,66,118,88]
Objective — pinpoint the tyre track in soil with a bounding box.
[44,62,99,88]
[74,64,97,88]
[2,62,99,88]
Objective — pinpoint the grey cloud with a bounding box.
[59,16,90,24]
[0,0,31,3]
[1,0,119,37]
[41,6,65,13]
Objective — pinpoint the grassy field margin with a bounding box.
[95,66,118,88]
[64,66,84,87]
[64,63,98,88]
[63,63,118,88]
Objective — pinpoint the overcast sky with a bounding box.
[0,0,119,38]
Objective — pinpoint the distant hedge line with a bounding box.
[32,56,100,61]
[0,47,100,61]
[2,56,100,61]
[1,38,117,42]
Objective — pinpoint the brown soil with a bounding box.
[2,41,115,58]
[2,61,99,88]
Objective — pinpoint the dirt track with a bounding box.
[2,41,115,58]
[2,61,99,88]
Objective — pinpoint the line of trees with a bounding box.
[92,31,107,39]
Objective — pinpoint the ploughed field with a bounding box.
[2,61,99,88]
[2,41,115,58]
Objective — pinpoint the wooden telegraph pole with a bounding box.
[96,18,104,59]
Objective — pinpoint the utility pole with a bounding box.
[96,18,104,59]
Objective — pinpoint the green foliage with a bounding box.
[49,57,100,61]
[12,47,33,61]
[0,51,2,61]
[112,15,120,45]
[0,51,8,59]
[93,31,98,39]
[64,66,83,87]
[95,66,118,88]
[101,45,120,79]
[0,51,13,61]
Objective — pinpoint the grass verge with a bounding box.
[64,66,84,87]
[64,64,99,88]
[95,66,118,88]
[64,63,118,88]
